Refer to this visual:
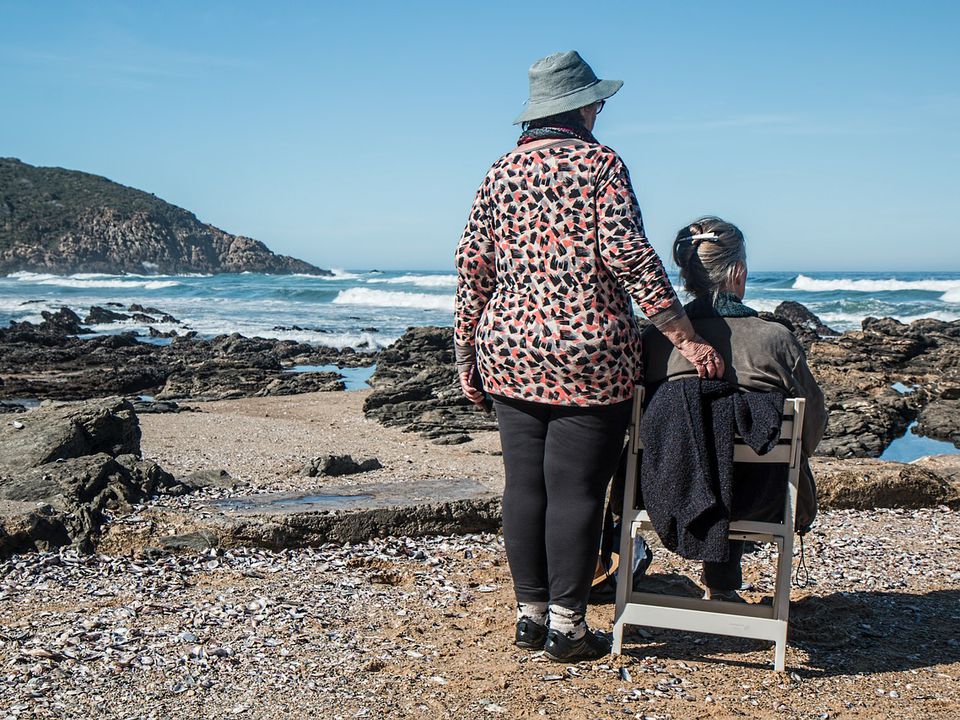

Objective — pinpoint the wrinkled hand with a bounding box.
[677,336,726,379]
[459,366,487,409]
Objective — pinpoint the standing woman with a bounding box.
[455,51,724,662]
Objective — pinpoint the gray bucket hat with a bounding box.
[514,50,623,125]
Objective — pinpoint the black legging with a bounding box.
[493,394,632,612]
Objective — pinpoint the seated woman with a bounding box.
[641,216,827,601]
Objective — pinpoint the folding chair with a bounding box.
[611,389,806,672]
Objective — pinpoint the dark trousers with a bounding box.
[702,541,745,591]
[493,394,631,613]
[608,447,754,592]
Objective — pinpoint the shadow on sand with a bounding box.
[614,575,960,676]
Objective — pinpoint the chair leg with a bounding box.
[612,619,624,655]
[774,625,787,672]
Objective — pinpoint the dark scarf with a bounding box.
[517,124,598,146]
[684,291,758,320]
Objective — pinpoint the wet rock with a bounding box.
[147,326,178,338]
[0,402,26,413]
[109,478,502,552]
[129,304,179,323]
[811,457,959,509]
[85,306,130,324]
[301,454,383,477]
[806,316,960,457]
[915,399,960,448]
[39,307,86,335]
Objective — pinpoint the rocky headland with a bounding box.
[0,158,330,275]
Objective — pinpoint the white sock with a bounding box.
[549,604,586,640]
[516,601,548,626]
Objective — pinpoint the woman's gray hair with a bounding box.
[672,216,746,300]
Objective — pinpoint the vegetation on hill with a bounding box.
[0,158,329,275]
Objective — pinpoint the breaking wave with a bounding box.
[792,274,960,295]
[367,274,458,288]
[331,288,453,311]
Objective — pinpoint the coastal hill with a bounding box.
[0,158,330,275]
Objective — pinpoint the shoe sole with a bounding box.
[543,650,608,662]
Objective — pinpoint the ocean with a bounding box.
[1,270,959,349]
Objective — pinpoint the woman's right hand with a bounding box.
[459,366,488,408]
[676,335,726,379]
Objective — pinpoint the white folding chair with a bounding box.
[612,389,806,672]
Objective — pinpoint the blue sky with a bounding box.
[1,1,957,272]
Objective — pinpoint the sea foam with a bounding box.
[8,272,181,290]
[331,288,454,311]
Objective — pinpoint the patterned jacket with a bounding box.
[455,139,683,406]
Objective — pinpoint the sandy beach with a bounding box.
[138,390,506,496]
[2,390,956,719]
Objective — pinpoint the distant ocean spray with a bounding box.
[2,270,959,350]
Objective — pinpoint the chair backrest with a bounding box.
[630,386,804,468]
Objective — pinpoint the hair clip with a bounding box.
[687,232,719,242]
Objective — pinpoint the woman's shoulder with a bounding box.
[727,315,807,362]
[497,141,622,163]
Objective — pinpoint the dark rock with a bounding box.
[301,454,383,478]
[916,399,960,448]
[85,306,130,324]
[805,315,960,457]
[178,469,235,490]
[0,397,140,474]
[87,333,141,349]
[811,457,958,509]
[363,327,497,439]
[0,452,182,556]
[0,402,26,413]
[129,304,179,324]
[40,307,86,335]
[131,398,187,414]
[148,326,178,338]
[774,301,839,339]
[0,398,184,555]
[432,434,472,445]
[0,320,361,402]
[158,530,219,551]
[130,312,157,323]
